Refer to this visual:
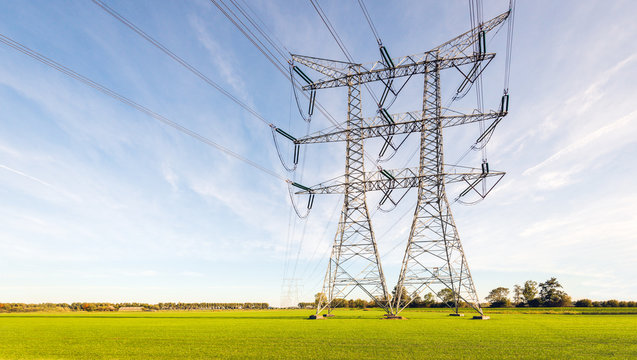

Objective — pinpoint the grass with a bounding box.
[0,308,636,359]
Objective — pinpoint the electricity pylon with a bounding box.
[291,10,510,318]
[280,278,302,308]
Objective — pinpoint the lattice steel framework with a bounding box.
[392,57,483,315]
[292,10,511,317]
[316,67,391,315]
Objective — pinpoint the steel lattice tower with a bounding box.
[290,10,511,318]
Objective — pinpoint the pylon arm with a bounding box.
[428,10,510,62]
[290,54,356,79]
[302,53,495,90]
[296,110,506,144]
[295,168,505,195]
[362,11,510,74]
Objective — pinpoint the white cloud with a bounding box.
[189,15,251,101]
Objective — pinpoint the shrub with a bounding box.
[527,298,542,307]
[574,299,593,307]
[489,299,511,308]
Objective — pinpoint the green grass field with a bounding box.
[1,308,636,359]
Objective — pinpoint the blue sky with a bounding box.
[0,0,636,306]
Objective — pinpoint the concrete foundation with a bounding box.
[383,315,406,320]
[472,315,490,320]
[308,314,325,319]
[449,313,465,317]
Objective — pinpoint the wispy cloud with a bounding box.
[523,109,637,189]
[189,15,251,102]
[0,162,82,202]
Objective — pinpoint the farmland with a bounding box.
[1,308,636,359]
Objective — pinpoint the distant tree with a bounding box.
[574,299,593,307]
[422,292,436,307]
[411,293,436,308]
[522,280,538,304]
[485,287,511,307]
[539,277,571,307]
[603,299,620,307]
[392,286,412,307]
[436,288,455,307]
[314,293,327,306]
[513,285,523,305]
[437,288,454,304]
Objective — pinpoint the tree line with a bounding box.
[0,302,269,312]
[304,277,636,309]
[485,277,637,307]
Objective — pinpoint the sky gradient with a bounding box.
[1,0,636,306]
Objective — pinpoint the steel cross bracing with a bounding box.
[294,167,504,195]
[296,109,506,145]
[298,10,510,317]
[315,68,391,315]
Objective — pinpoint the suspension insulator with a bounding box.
[478,30,486,58]
[380,168,397,181]
[308,89,316,116]
[290,182,314,210]
[293,144,300,165]
[292,65,313,86]
[275,128,298,142]
[500,94,510,113]
[307,193,315,210]
[291,182,312,192]
[481,162,489,174]
[379,45,395,68]
[380,108,395,124]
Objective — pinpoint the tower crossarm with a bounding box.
[359,10,510,77]
[290,54,357,80]
[302,53,495,90]
[295,168,505,195]
[296,11,508,91]
[296,110,506,144]
[428,10,510,62]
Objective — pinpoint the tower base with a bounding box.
[308,314,325,320]
[472,315,490,320]
[449,313,465,317]
[383,315,405,320]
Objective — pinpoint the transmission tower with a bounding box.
[280,278,303,308]
[287,9,512,318]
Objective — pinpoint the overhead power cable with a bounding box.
[212,0,383,168]
[92,0,272,128]
[210,0,290,80]
[357,0,381,45]
[308,0,382,107]
[209,0,335,124]
[308,0,355,62]
[0,33,287,182]
[504,0,516,93]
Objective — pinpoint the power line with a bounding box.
[210,0,290,79]
[308,0,355,63]
[212,0,383,169]
[0,33,287,182]
[357,0,381,46]
[308,0,382,107]
[92,0,272,128]
[504,0,516,92]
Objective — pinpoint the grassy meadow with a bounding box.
[0,308,636,359]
